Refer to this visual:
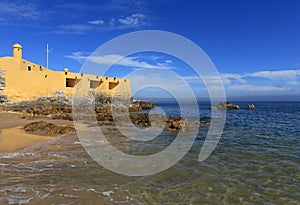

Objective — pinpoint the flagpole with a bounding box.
[46,44,49,69]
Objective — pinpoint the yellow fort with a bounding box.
[0,43,131,102]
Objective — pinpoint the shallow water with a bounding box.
[0,101,299,204]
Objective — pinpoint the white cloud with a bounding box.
[89,55,162,69]
[287,81,300,85]
[221,73,246,83]
[183,73,245,85]
[244,69,300,80]
[228,84,286,92]
[183,69,300,87]
[55,13,147,34]
[126,70,197,99]
[88,20,105,25]
[118,14,146,26]
[66,53,171,69]
[65,51,91,62]
[109,14,147,28]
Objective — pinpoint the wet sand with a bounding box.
[0,112,74,153]
[0,126,55,153]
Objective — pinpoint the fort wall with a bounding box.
[0,44,131,102]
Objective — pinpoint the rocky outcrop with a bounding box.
[128,113,185,132]
[0,97,73,119]
[1,97,188,132]
[0,97,183,131]
[0,97,154,119]
[129,100,155,111]
[210,101,240,110]
[248,104,255,109]
[24,121,75,136]
[0,94,8,103]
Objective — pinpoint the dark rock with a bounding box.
[210,101,240,110]
[24,121,75,136]
[129,100,155,111]
[0,94,8,103]
[248,104,255,109]
[128,113,184,132]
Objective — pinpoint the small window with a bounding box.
[66,78,80,87]
[109,82,119,90]
[90,80,101,89]
[27,65,32,71]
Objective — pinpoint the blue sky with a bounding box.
[0,0,300,100]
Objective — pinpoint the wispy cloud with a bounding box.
[184,69,300,84]
[117,14,146,26]
[55,13,148,34]
[0,0,41,23]
[88,20,105,25]
[108,13,147,28]
[183,73,246,85]
[244,69,300,80]
[55,24,94,35]
[66,52,171,69]
[0,0,151,34]
[227,84,286,92]
[126,70,197,99]
[182,68,300,94]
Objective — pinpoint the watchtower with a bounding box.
[12,43,22,59]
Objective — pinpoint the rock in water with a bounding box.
[248,104,255,109]
[210,101,240,110]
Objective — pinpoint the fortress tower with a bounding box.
[12,43,22,59]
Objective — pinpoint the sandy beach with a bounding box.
[0,112,74,153]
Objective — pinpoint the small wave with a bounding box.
[0,152,36,159]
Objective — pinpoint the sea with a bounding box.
[0,101,299,204]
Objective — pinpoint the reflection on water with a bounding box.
[0,102,300,204]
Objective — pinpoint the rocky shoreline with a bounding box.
[0,97,186,133]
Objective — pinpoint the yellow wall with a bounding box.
[0,44,131,102]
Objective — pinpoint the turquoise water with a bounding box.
[0,101,299,204]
